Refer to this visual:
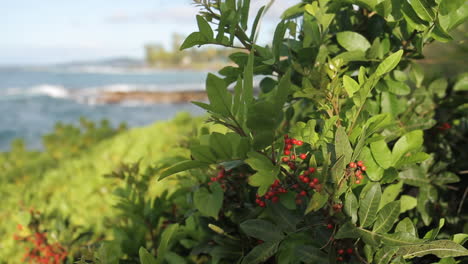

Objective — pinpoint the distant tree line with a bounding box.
[145,33,233,68]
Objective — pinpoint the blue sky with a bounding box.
[1,0,298,65]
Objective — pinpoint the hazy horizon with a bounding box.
[1,0,298,66]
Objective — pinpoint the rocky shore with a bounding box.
[97,90,208,104]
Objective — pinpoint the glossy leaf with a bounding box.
[396,240,468,259]
[337,31,371,52]
[241,241,280,264]
[373,201,401,233]
[240,219,284,242]
[359,183,382,228]
[375,50,403,76]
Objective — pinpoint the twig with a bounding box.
[457,187,468,215]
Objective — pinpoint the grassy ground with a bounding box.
[0,113,205,263]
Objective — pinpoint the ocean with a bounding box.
[0,66,208,150]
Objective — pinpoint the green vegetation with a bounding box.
[145,33,233,69]
[3,0,468,263]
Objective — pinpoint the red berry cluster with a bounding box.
[332,203,343,212]
[13,223,67,264]
[336,248,354,262]
[255,180,287,207]
[348,161,366,184]
[208,168,229,190]
[281,135,307,170]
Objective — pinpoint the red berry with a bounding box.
[327,223,333,229]
[308,167,316,173]
[291,154,296,160]
[282,157,290,163]
[347,248,353,254]
[349,162,357,168]
[337,256,344,262]
[278,188,287,193]
[210,177,217,181]
[291,139,298,145]
[285,138,292,144]
[295,199,302,205]
[296,140,303,146]
[356,174,363,180]
[357,161,364,167]
[355,170,362,177]
[299,153,307,159]
[284,134,289,139]
[272,179,280,187]
[284,150,291,155]
[272,196,279,203]
[337,249,344,255]
[303,170,310,176]
[360,166,367,171]
[292,184,299,189]
[285,144,293,150]
[312,178,319,184]
[299,190,307,196]
[355,180,361,184]
[309,182,316,188]
[302,177,310,183]
[255,198,262,204]
[259,201,266,207]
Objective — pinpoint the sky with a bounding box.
[1,0,298,65]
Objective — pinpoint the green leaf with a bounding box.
[156,224,179,264]
[375,50,403,76]
[402,2,429,30]
[180,32,209,50]
[391,130,423,165]
[373,201,401,233]
[191,145,217,163]
[273,70,291,111]
[196,15,213,40]
[453,234,468,245]
[246,152,279,195]
[209,132,233,160]
[267,202,300,233]
[424,218,445,240]
[296,245,328,263]
[380,181,403,209]
[240,0,250,30]
[250,6,265,40]
[359,183,382,228]
[281,3,305,19]
[385,79,411,95]
[335,126,353,165]
[429,78,448,98]
[400,195,417,213]
[396,217,416,236]
[305,191,328,214]
[335,222,360,239]
[407,0,435,22]
[358,147,384,181]
[454,74,468,91]
[159,160,209,180]
[370,140,392,169]
[439,0,465,15]
[343,76,360,97]
[337,31,371,52]
[206,73,232,116]
[240,219,284,242]
[375,247,399,264]
[344,191,359,224]
[241,241,280,264]
[139,248,157,264]
[194,184,224,219]
[396,240,468,259]
[243,50,254,104]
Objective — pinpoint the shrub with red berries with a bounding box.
[13,210,67,264]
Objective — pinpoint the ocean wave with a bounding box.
[0,83,206,104]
